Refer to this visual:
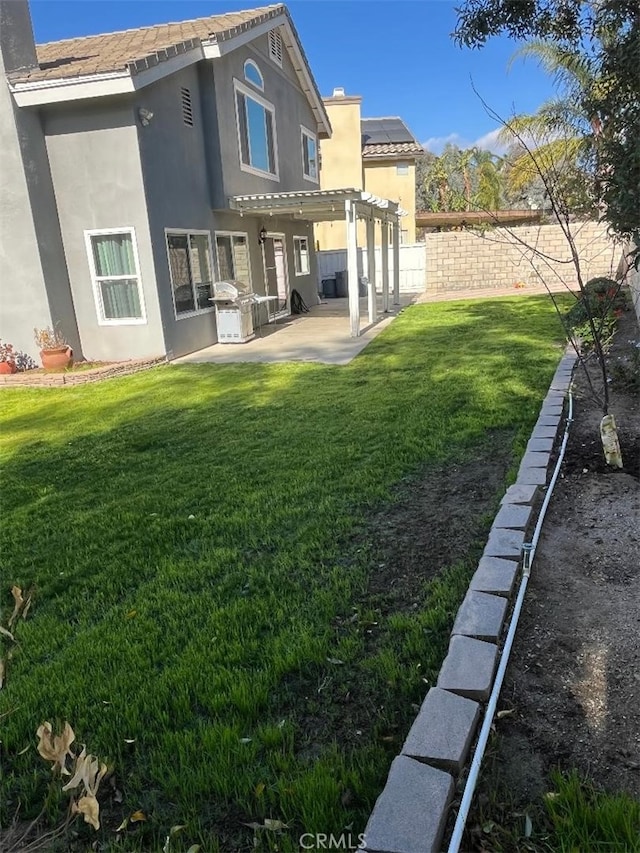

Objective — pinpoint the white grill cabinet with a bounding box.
[209,280,255,343]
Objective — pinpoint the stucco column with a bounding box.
[345,199,360,337]
[381,220,389,313]
[366,215,376,325]
[392,218,401,305]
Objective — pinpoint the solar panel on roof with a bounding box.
[361,118,416,145]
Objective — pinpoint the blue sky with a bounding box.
[29,0,557,154]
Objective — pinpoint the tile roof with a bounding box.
[9,4,284,84]
[362,141,424,158]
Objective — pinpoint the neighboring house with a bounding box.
[0,1,334,360]
[315,88,423,251]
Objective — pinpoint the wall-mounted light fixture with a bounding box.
[138,107,154,126]
[258,226,267,245]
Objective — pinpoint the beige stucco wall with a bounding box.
[424,221,619,293]
[363,160,416,244]
[315,94,362,251]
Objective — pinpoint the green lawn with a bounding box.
[0,297,568,851]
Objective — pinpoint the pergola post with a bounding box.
[345,198,360,337]
[381,220,389,313]
[392,218,401,305]
[366,215,376,325]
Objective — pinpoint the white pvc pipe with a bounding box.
[447,389,574,853]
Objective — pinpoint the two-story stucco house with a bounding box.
[315,88,423,252]
[0,1,333,361]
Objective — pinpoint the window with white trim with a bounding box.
[301,127,318,182]
[86,228,145,324]
[244,59,264,90]
[234,80,278,178]
[396,162,409,175]
[268,29,283,66]
[166,231,214,316]
[293,236,310,275]
[215,233,251,284]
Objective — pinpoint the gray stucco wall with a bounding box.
[43,99,166,361]
[0,5,80,360]
[135,64,219,359]
[208,32,321,207]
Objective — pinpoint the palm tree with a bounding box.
[471,148,503,210]
[500,40,599,209]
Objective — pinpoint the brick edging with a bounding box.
[0,357,165,388]
[360,347,577,853]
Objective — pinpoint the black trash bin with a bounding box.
[321,278,337,298]
[334,270,348,297]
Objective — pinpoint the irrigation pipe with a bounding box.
[447,388,574,853]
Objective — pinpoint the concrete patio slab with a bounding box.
[171,295,417,366]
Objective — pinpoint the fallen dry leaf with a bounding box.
[186,846,201,853]
[496,709,515,720]
[36,721,75,775]
[75,792,101,830]
[8,586,23,630]
[0,626,15,642]
[62,747,108,796]
[130,809,147,823]
[22,596,32,620]
[115,816,129,832]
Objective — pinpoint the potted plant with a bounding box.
[34,325,74,371]
[0,340,18,374]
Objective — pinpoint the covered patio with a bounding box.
[173,293,416,366]
[229,188,403,337]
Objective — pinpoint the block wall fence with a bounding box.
[424,221,619,292]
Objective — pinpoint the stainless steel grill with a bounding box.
[209,280,255,343]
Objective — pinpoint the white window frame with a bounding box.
[396,163,410,176]
[214,231,253,287]
[300,125,319,184]
[233,79,279,181]
[165,228,215,321]
[243,59,264,91]
[293,235,310,276]
[84,227,147,326]
[268,28,283,67]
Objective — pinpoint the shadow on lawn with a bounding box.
[0,296,567,849]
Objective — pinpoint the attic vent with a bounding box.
[268,29,283,66]
[181,87,193,127]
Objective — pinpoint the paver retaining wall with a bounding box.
[361,351,577,853]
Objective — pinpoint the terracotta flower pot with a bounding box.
[41,346,73,372]
[0,361,17,374]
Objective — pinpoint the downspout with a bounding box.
[447,388,574,853]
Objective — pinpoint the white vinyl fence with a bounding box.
[317,244,426,294]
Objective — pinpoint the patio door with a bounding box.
[263,235,289,320]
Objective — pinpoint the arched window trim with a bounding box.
[243,59,264,91]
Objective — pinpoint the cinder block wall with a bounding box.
[425,221,619,292]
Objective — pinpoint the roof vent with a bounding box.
[332,87,345,97]
[181,87,193,127]
[268,28,283,66]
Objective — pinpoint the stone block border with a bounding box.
[361,348,577,853]
[0,357,165,388]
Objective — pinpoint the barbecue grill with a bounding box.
[209,280,255,343]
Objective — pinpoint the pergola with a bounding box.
[229,188,402,337]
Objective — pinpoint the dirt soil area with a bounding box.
[466,305,640,847]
